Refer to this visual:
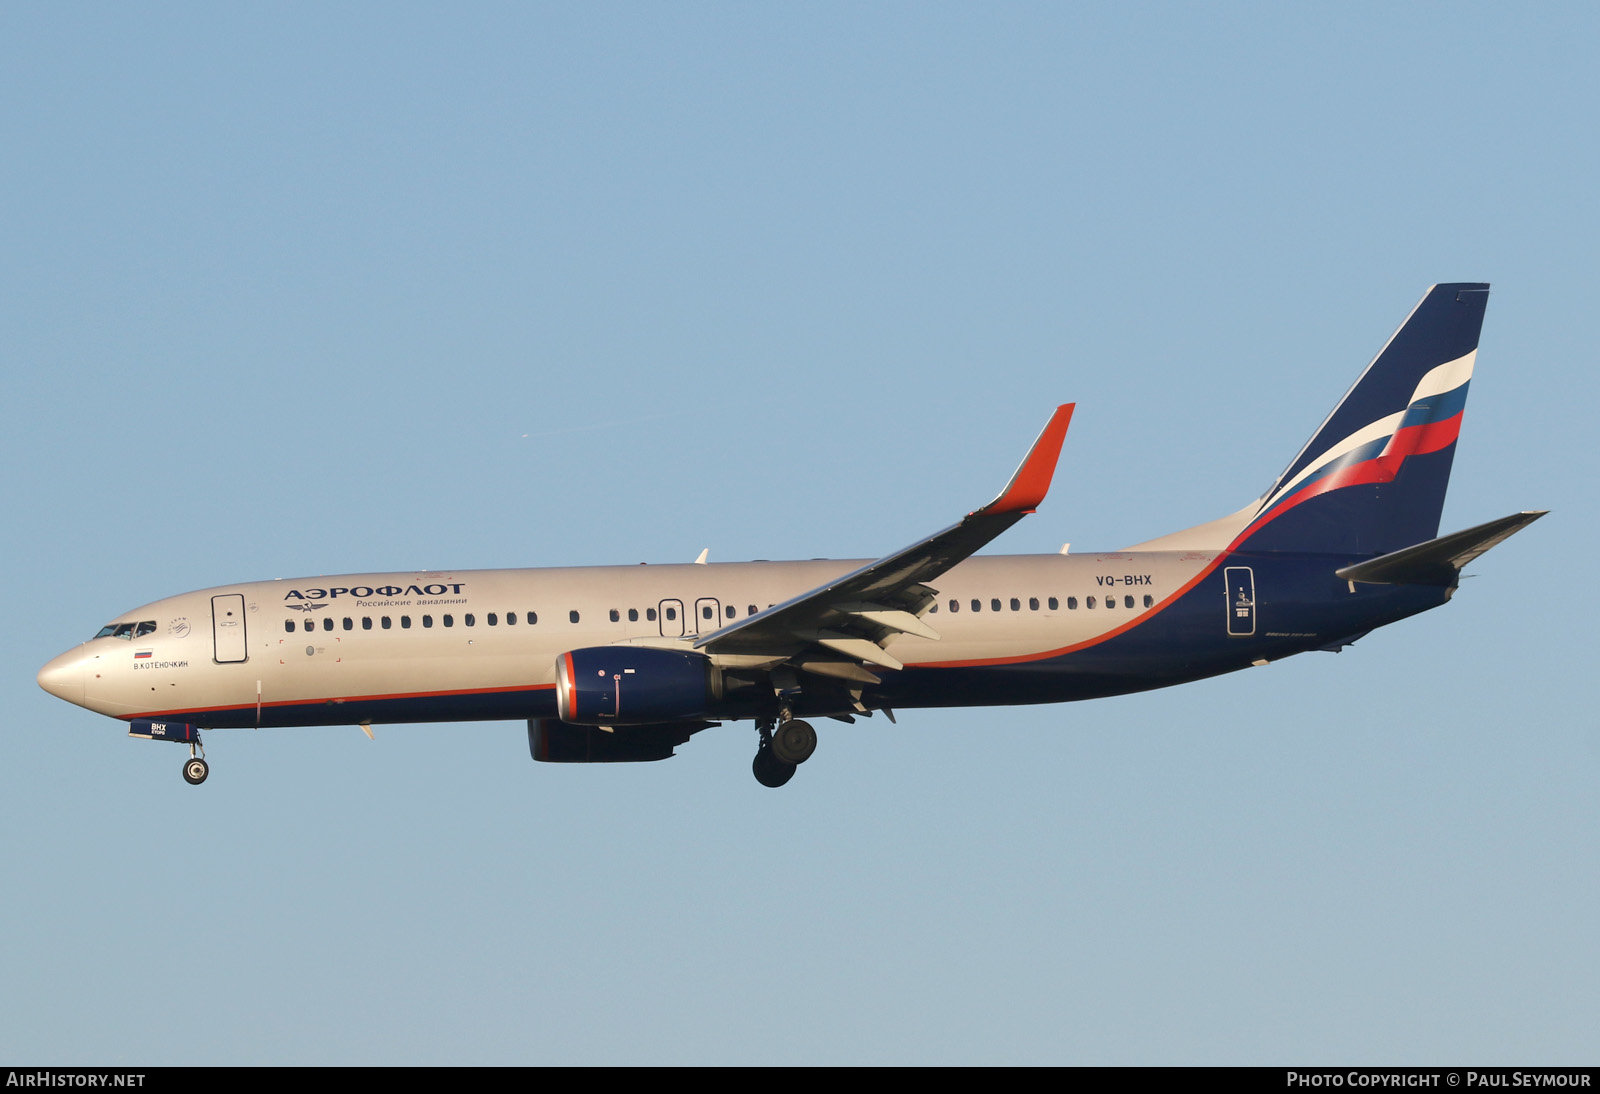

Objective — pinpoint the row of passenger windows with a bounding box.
[287,611,531,633]
[930,594,1155,612]
[281,602,770,634]
[283,593,1157,634]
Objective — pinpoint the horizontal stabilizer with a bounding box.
[1334,510,1547,586]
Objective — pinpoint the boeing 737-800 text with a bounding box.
[38,283,1543,787]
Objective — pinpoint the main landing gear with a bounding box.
[752,715,817,789]
[181,741,209,785]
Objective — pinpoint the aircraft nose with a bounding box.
[38,650,86,707]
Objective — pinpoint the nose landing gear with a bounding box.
[181,741,209,785]
[128,720,210,786]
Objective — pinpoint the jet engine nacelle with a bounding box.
[555,646,721,726]
[528,718,709,763]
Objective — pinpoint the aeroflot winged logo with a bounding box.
[283,582,468,600]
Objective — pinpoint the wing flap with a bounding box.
[806,632,906,671]
[833,606,941,641]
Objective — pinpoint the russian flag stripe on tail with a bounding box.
[1234,284,1489,556]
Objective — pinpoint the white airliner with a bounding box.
[38,284,1543,787]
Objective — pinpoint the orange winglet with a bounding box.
[984,403,1075,515]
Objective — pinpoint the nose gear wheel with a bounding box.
[181,741,209,785]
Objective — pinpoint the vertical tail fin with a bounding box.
[1127,284,1489,556]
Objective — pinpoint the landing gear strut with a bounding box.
[182,741,208,785]
[750,714,816,788]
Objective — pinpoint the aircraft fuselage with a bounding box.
[39,549,1447,731]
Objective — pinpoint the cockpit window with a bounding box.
[97,620,157,640]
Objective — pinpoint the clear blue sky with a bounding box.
[3,3,1595,1064]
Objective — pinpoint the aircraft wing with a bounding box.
[695,404,1073,681]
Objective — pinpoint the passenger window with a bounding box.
[423,615,433,628]
[1124,595,1135,609]
[464,614,475,626]
[284,620,295,634]
[304,620,314,632]
[1143,594,1154,608]
[628,608,639,622]
[665,607,676,621]
[527,612,537,625]
[702,605,714,620]
[1010,598,1021,611]
[726,605,736,618]
[401,616,412,629]
[1067,597,1077,609]
[647,608,657,622]
[506,611,516,625]
[949,600,959,613]
[487,613,498,626]
[991,599,1002,612]
[609,609,619,622]
[382,616,393,629]
[566,610,577,623]
[323,617,333,631]
[1048,597,1059,610]
[747,605,758,617]
[443,615,454,628]
[344,617,353,631]
[1029,597,1040,611]
[1105,597,1115,609]
[1086,597,1096,609]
